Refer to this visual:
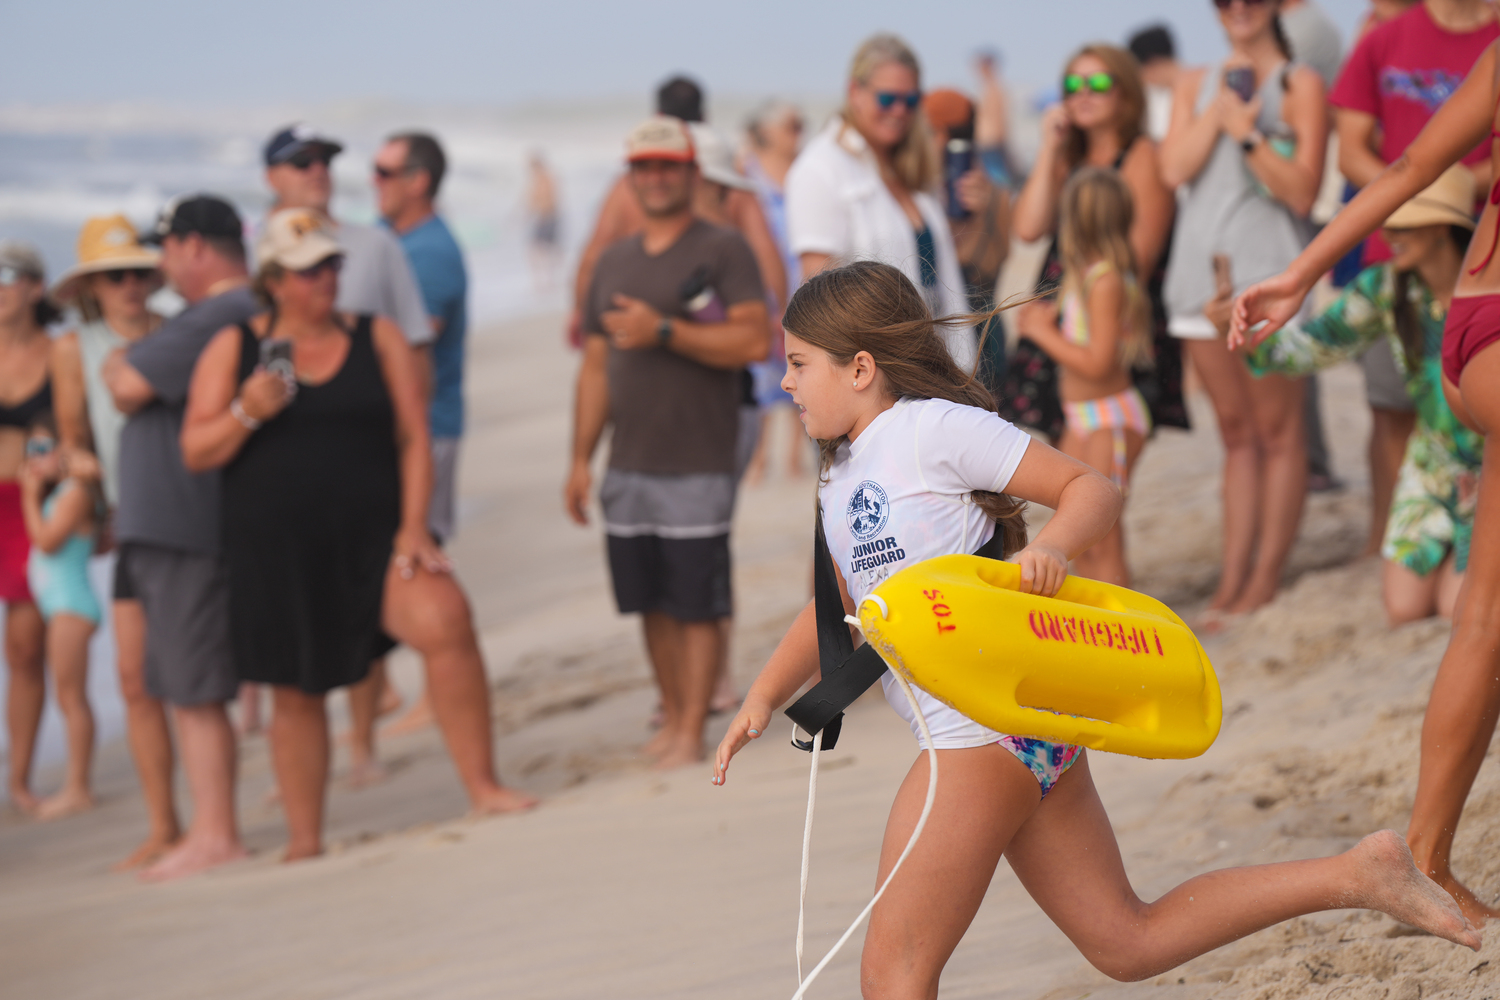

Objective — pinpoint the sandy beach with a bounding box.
[2,304,1498,1000]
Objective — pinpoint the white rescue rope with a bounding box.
[791,615,939,999]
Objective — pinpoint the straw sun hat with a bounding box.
[51,215,161,303]
[1384,165,1478,231]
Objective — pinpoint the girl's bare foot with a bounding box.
[651,736,705,771]
[35,788,95,821]
[1352,830,1482,950]
[112,833,179,873]
[8,785,40,816]
[139,836,249,883]
[344,759,390,790]
[1427,868,1500,927]
[470,786,540,816]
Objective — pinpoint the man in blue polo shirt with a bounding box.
[374,131,468,542]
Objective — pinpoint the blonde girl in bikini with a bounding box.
[1016,167,1152,586]
[713,260,1477,999]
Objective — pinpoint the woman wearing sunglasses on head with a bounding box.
[0,241,59,815]
[1009,44,1183,444]
[1158,0,1329,625]
[785,33,977,370]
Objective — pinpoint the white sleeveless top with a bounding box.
[76,318,129,506]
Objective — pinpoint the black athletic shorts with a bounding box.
[600,469,735,622]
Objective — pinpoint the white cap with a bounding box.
[688,123,752,191]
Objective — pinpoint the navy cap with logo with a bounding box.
[141,195,245,246]
[264,123,345,167]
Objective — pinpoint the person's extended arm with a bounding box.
[1234,66,1328,217]
[50,332,94,456]
[1120,140,1175,274]
[1003,439,1122,594]
[1244,271,1390,377]
[1012,105,1070,242]
[19,476,91,555]
[564,335,610,526]
[573,176,637,312]
[1336,108,1387,188]
[728,191,788,313]
[1015,271,1128,381]
[180,326,289,472]
[600,296,770,368]
[1160,68,1222,188]
[370,316,448,574]
[1231,43,1496,345]
[102,348,156,415]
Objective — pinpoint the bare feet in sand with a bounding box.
[384,692,434,736]
[1427,868,1500,927]
[1352,830,1483,950]
[139,836,248,883]
[470,786,540,816]
[35,788,95,821]
[8,785,40,817]
[112,834,180,872]
[650,736,705,771]
[641,725,675,759]
[344,759,390,790]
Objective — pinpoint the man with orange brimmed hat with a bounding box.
[564,115,770,769]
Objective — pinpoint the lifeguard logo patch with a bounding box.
[846,481,889,542]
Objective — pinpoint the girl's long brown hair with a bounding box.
[1058,167,1153,368]
[785,260,1029,557]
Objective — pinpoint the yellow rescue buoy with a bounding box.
[857,555,1221,759]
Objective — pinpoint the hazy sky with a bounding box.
[4,0,1371,107]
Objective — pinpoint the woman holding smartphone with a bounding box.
[1159,0,1328,624]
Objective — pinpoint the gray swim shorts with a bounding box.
[117,543,238,707]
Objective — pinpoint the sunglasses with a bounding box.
[1063,72,1115,96]
[102,268,154,285]
[373,163,416,181]
[1213,0,1270,7]
[284,149,333,171]
[293,256,343,280]
[25,437,54,459]
[872,90,922,111]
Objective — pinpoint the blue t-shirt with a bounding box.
[389,215,468,439]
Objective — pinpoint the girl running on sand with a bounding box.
[1015,168,1153,586]
[713,260,1479,998]
[18,417,102,820]
[1233,40,1500,923]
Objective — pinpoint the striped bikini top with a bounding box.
[1060,260,1118,346]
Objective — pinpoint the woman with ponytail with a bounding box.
[1159,0,1329,623]
[710,260,1480,996]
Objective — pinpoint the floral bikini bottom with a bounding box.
[997,736,1083,798]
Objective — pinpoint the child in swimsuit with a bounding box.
[1016,167,1153,586]
[713,260,1478,997]
[1232,41,1500,923]
[19,417,102,820]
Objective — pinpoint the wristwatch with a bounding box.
[1240,129,1264,154]
[656,316,673,346]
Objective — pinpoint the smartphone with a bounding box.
[260,338,294,379]
[944,134,975,221]
[1224,67,1255,103]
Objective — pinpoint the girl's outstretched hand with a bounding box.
[1229,271,1307,350]
[1015,542,1069,597]
[712,696,773,786]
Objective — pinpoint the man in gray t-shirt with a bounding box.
[108,194,254,879]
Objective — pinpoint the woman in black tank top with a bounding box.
[0,242,60,814]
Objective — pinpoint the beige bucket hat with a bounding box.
[1384,165,1478,231]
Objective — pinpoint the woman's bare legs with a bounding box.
[382,565,538,813]
[1406,342,1500,923]
[1184,340,1260,612]
[110,598,180,868]
[1384,555,1461,626]
[35,612,95,819]
[1058,426,1145,588]
[1367,408,1418,556]
[5,600,45,813]
[1227,372,1307,613]
[859,748,1477,999]
[268,685,329,861]
[235,682,264,736]
[344,661,390,788]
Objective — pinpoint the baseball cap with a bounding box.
[1384,165,1478,231]
[256,208,344,271]
[0,241,46,282]
[626,116,695,164]
[141,195,245,246]
[264,123,345,167]
[687,124,751,190]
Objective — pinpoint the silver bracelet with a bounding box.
[230,397,262,430]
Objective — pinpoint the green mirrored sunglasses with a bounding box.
[1063,72,1115,96]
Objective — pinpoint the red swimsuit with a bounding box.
[1446,127,1500,384]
